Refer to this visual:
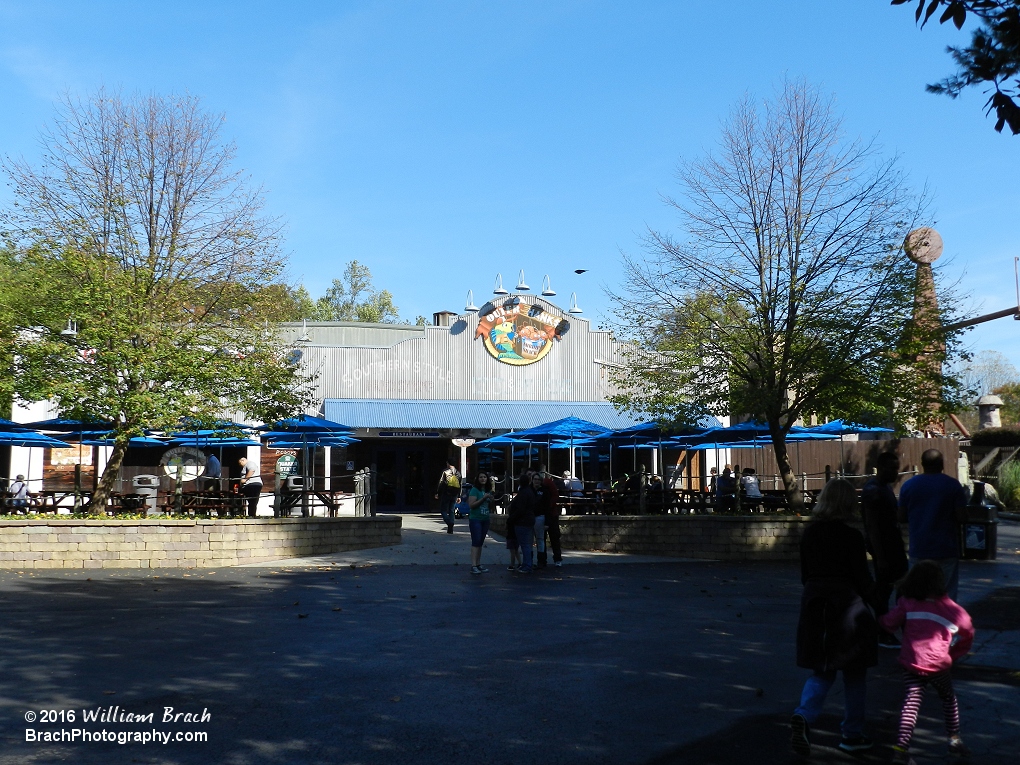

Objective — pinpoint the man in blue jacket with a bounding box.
[898,449,968,600]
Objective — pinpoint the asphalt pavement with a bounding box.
[0,514,1016,765]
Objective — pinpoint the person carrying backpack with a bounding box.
[434,458,461,534]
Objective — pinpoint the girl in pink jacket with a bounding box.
[880,560,974,764]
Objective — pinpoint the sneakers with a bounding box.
[477,565,489,573]
[837,735,873,753]
[471,566,482,575]
[507,564,517,571]
[554,560,563,567]
[891,745,917,765]
[948,736,969,758]
[518,567,532,574]
[790,714,810,757]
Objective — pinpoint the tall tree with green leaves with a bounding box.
[892,0,1020,134]
[1,91,313,511]
[610,81,968,509]
[311,260,400,323]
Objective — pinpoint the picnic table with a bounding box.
[38,489,92,512]
[274,487,352,517]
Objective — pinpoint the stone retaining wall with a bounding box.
[489,514,811,561]
[0,516,401,569]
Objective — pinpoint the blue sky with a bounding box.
[1,0,1018,369]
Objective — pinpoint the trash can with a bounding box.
[962,502,998,561]
[132,474,161,515]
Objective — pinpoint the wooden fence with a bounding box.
[725,437,960,492]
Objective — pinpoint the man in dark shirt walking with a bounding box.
[860,452,908,647]
[898,449,968,600]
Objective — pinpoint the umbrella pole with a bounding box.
[302,434,309,518]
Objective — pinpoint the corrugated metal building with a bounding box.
[282,294,643,510]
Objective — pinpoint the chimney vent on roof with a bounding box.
[433,311,458,327]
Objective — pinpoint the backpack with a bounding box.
[444,470,461,490]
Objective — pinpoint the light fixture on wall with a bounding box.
[464,290,478,312]
[541,275,556,296]
[568,293,583,314]
[493,273,509,295]
[59,318,78,338]
[515,270,530,291]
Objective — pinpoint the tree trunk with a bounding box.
[770,427,804,513]
[88,439,130,514]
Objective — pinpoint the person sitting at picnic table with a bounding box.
[741,467,763,511]
[716,466,736,511]
[203,450,222,492]
[562,471,583,497]
[9,474,29,511]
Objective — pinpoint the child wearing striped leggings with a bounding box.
[880,561,975,763]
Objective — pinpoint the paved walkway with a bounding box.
[0,520,1015,765]
[238,512,691,567]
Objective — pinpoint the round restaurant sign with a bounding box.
[160,446,206,481]
[474,297,569,366]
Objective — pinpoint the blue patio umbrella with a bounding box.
[80,436,169,447]
[0,431,70,448]
[168,435,261,447]
[803,420,894,435]
[258,415,354,434]
[509,416,609,440]
[259,418,356,509]
[26,417,114,434]
[264,436,359,449]
[0,431,72,499]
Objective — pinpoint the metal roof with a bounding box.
[323,399,644,431]
[277,322,426,349]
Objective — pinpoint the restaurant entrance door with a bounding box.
[373,446,428,512]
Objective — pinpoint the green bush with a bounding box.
[998,461,1020,511]
[971,426,1020,447]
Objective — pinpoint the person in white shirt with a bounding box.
[741,467,763,511]
[9,474,29,510]
[238,457,263,517]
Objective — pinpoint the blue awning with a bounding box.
[323,399,645,431]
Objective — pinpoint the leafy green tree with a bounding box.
[260,284,317,321]
[0,244,18,416]
[1,91,313,511]
[995,381,1020,423]
[892,0,1020,134]
[311,260,400,323]
[610,81,968,509]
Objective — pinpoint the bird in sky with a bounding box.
[574,269,588,274]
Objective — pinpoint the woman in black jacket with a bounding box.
[791,478,877,758]
[507,472,541,573]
